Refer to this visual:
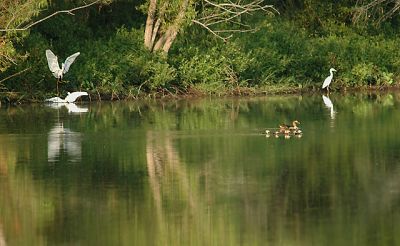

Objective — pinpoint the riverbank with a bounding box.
[2,83,400,105]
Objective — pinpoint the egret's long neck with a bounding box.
[330,70,334,77]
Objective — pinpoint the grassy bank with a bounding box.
[3,83,400,105]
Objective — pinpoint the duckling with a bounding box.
[293,129,302,135]
[278,125,289,134]
[294,134,302,138]
[280,120,300,131]
[289,120,300,131]
[279,124,289,130]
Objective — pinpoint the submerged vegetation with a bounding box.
[2,0,400,102]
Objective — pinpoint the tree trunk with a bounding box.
[152,0,189,54]
[161,28,179,53]
[144,0,190,54]
[144,0,157,50]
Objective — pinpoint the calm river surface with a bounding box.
[1,94,400,245]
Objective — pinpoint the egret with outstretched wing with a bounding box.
[45,49,80,95]
[45,91,88,103]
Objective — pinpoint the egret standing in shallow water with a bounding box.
[322,68,337,92]
[45,49,80,95]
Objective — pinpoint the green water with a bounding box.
[1,94,400,245]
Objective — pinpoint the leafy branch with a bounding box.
[0,0,101,32]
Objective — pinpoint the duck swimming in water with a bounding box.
[290,120,300,130]
[280,120,300,131]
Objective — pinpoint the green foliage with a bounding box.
[3,32,50,94]
[73,27,177,94]
[0,40,17,73]
[0,0,47,31]
[348,63,393,86]
[3,0,400,100]
[0,0,47,73]
[237,18,400,89]
[173,42,252,92]
[141,60,177,90]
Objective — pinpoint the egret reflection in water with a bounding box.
[48,122,82,162]
[47,103,88,162]
[46,102,88,114]
[322,95,335,119]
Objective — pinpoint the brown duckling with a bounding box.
[279,120,300,131]
[278,125,289,134]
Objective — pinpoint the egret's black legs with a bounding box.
[56,78,60,96]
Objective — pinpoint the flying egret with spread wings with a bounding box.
[322,68,337,92]
[45,91,88,103]
[46,49,80,95]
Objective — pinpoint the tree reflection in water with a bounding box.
[0,223,5,246]
[1,94,400,245]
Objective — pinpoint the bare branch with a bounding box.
[192,19,231,41]
[0,0,101,32]
[0,67,31,85]
[194,0,278,41]
[353,0,400,23]
[214,28,257,33]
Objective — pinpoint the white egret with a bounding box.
[322,68,337,92]
[45,91,88,103]
[45,49,80,95]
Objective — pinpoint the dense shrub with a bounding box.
[238,18,400,89]
[172,42,252,91]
